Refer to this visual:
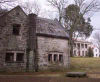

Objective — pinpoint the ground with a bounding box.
[1,57,100,82]
[0,76,100,82]
[70,57,100,73]
[70,57,100,78]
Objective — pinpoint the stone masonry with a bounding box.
[0,6,70,72]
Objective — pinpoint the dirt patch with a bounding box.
[0,76,100,82]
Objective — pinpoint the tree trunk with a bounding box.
[69,31,74,57]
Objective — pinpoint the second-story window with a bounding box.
[81,44,84,48]
[13,24,21,35]
[85,44,87,48]
[77,43,80,48]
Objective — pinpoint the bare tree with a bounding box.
[0,0,17,8]
[74,0,100,17]
[0,8,8,16]
[93,32,100,54]
[64,0,100,56]
[0,0,15,3]
[47,0,68,22]
[19,0,41,15]
[0,0,17,15]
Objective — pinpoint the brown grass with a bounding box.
[70,57,100,73]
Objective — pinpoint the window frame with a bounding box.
[12,24,21,35]
[5,51,24,63]
[16,53,24,62]
[48,52,63,63]
[5,53,14,62]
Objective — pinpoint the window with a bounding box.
[77,43,80,48]
[81,44,84,48]
[13,24,20,35]
[54,54,57,62]
[78,51,80,56]
[5,53,14,62]
[95,49,97,52]
[48,53,63,63]
[59,55,63,62]
[74,43,76,48]
[48,54,52,62]
[85,51,87,55]
[96,54,97,57]
[85,44,87,48]
[82,51,84,56]
[74,50,76,56]
[16,53,24,62]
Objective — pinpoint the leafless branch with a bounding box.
[18,0,41,15]
[93,32,100,53]
[74,0,100,16]
[47,0,68,22]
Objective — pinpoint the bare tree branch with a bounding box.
[93,32,100,53]
[0,0,17,8]
[19,0,41,15]
[74,0,100,16]
[47,0,68,22]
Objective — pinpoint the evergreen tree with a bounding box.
[87,47,94,57]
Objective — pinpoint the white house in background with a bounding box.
[73,39,91,57]
[92,45,100,57]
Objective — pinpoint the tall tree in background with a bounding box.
[47,0,68,22]
[74,0,100,16]
[65,4,93,56]
[87,47,94,57]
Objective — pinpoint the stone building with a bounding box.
[73,39,91,57]
[0,6,70,72]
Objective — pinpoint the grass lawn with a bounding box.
[1,57,100,78]
[70,57,100,73]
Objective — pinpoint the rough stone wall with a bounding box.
[0,6,70,72]
[37,36,70,70]
[0,7,28,71]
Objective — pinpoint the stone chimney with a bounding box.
[27,14,38,72]
[28,14,37,50]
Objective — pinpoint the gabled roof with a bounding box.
[36,17,69,39]
[0,6,69,39]
[0,6,27,26]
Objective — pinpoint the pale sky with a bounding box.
[37,0,100,28]
[18,0,100,39]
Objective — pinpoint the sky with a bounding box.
[38,0,100,33]
[17,0,100,40]
[37,0,100,28]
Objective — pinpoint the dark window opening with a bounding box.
[74,43,76,48]
[81,44,84,48]
[48,54,52,62]
[13,24,21,35]
[5,53,14,62]
[85,44,87,48]
[78,43,80,49]
[74,50,76,56]
[82,51,84,56]
[54,54,57,62]
[16,53,24,62]
[59,55,63,62]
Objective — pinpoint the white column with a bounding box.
[14,52,17,62]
